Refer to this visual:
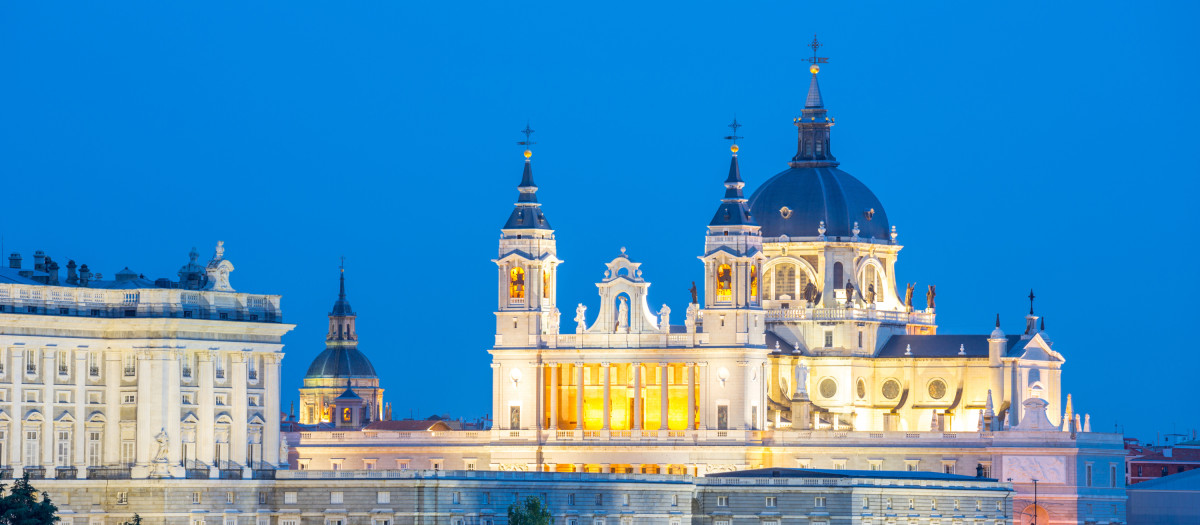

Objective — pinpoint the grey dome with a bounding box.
[747,166,890,241]
[304,347,377,379]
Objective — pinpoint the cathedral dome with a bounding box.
[304,346,378,379]
[747,166,890,241]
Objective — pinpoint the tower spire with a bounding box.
[709,119,758,227]
[503,123,552,230]
[790,35,837,168]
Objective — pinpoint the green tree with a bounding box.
[507,495,551,525]
[0,474,60,525]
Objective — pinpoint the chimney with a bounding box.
[46,258,60,285]
[66,260,78,285]
[8,252,20,269]
[79,264,91,287]
[33,250,46,272]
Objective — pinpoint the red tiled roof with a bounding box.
[364,420,453,431]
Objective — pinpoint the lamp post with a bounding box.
[1032,478,1040,525]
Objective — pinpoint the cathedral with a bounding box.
[289,52,1127,525]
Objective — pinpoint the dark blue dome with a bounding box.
[304,347,377,379]
[747,166,890,241]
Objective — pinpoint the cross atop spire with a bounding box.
[723,117,743,147]
[803,34,829,70]
[1028,289,1036,315]
[518,122,536,150]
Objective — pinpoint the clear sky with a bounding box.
[2,1,1196,442]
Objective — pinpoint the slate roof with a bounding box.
[1126,466,1200,491]
[747,166,890,241]
[304,346,378,379]
[877,334,1025,359]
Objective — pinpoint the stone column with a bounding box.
[230,353,248,467]
[549,363,558,431]
[103,350,120,466]
[687,363,696,431]
[491,363,501,431]
[197,351,215,467]
[73,350,88,477]
[263,353,282,467]
[11,348,25,474]
[633,363,643,431]
[41,349,54,473]
[699,362,709,430]
[575,363,584,431]
[660,362,669,431]
[535,363,544,432]
[602,362,611,431]
[742,361,753,429]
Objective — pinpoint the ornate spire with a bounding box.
[503,124,552,230]
[331,260,354,317]
[790,35,837,168]
[709,119,758,227]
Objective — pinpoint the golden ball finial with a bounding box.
[810,64,820,75]
[730,144,739,153]
[523,149,532,159]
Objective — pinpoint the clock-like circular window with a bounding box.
[882,379,901,400]
[819,378,837,398]
[928,379,947,400]
[856,378,867,399]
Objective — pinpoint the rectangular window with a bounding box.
[56,430,71,466]
[622,493,630,506]
[284,492,297,504]
[330,492,344,504]
[672,494,678,507]
[87,431,102,466]
[123,354,136,377]
[122,393,136,404]
[908,498,915,510]
[1086,464,1093,487]
[120,440,135,465]
[717,404,729,430]
[192,492,201,504]
[824,331,833,347]
[716,496,729,507]
[24,430,40,466]
[862,497,869,509]
[1111,464,1118,488]
[815,496,827,508]
[116,492,128,505]
[595,494,603,506]
[58,350,69,375]
[452,492,461,505]
[765,496,777,507]
[397,459,410,470]
[567,493,575,506]
[377,492,390,504]
[858,330,863,348]
[88,352,100,377]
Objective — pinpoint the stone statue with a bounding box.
[904,283,915,309]
[153,428,170,462]
[803,281,817,303]
[574,303,587,333]
[866,283,876,304]
[548,307,560,335]
[279,434,289,460]
[926,285,936,310]
[689,281,698,304]
[616,296,629,332]
[794,362,809,395]
[658,304,671,332]
[844,280,856,307]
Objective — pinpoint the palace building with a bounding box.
[290,54,1128,525]
[0,243,292,480]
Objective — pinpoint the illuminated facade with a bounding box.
[292,61,1128,524]
[0,243,292,480]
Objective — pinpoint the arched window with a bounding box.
[833,262,844,290]
[863,264,882,303]
[716,264,732,301]
[543,269,550,299]
[774,264,796,300]
[509,267,525,299]
[749,266,758,301]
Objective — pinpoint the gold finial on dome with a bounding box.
[810,64,820,75]
[524,149,532,159]
[730,144,739,153]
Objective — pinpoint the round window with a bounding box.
[856,378,867,399]
[928,379,947,400]
[819,378,837,398]
[882,379,901,400]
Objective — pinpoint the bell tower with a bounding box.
[493,128,562,348]
[699,127,766,345]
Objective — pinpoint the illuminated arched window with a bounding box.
[716,264,732,301]
[750,266,759,301]
[509,267,525,299]
[543,269,550,299]
[342,407,352,422]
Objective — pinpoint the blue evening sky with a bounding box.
[2,2,1196,441]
